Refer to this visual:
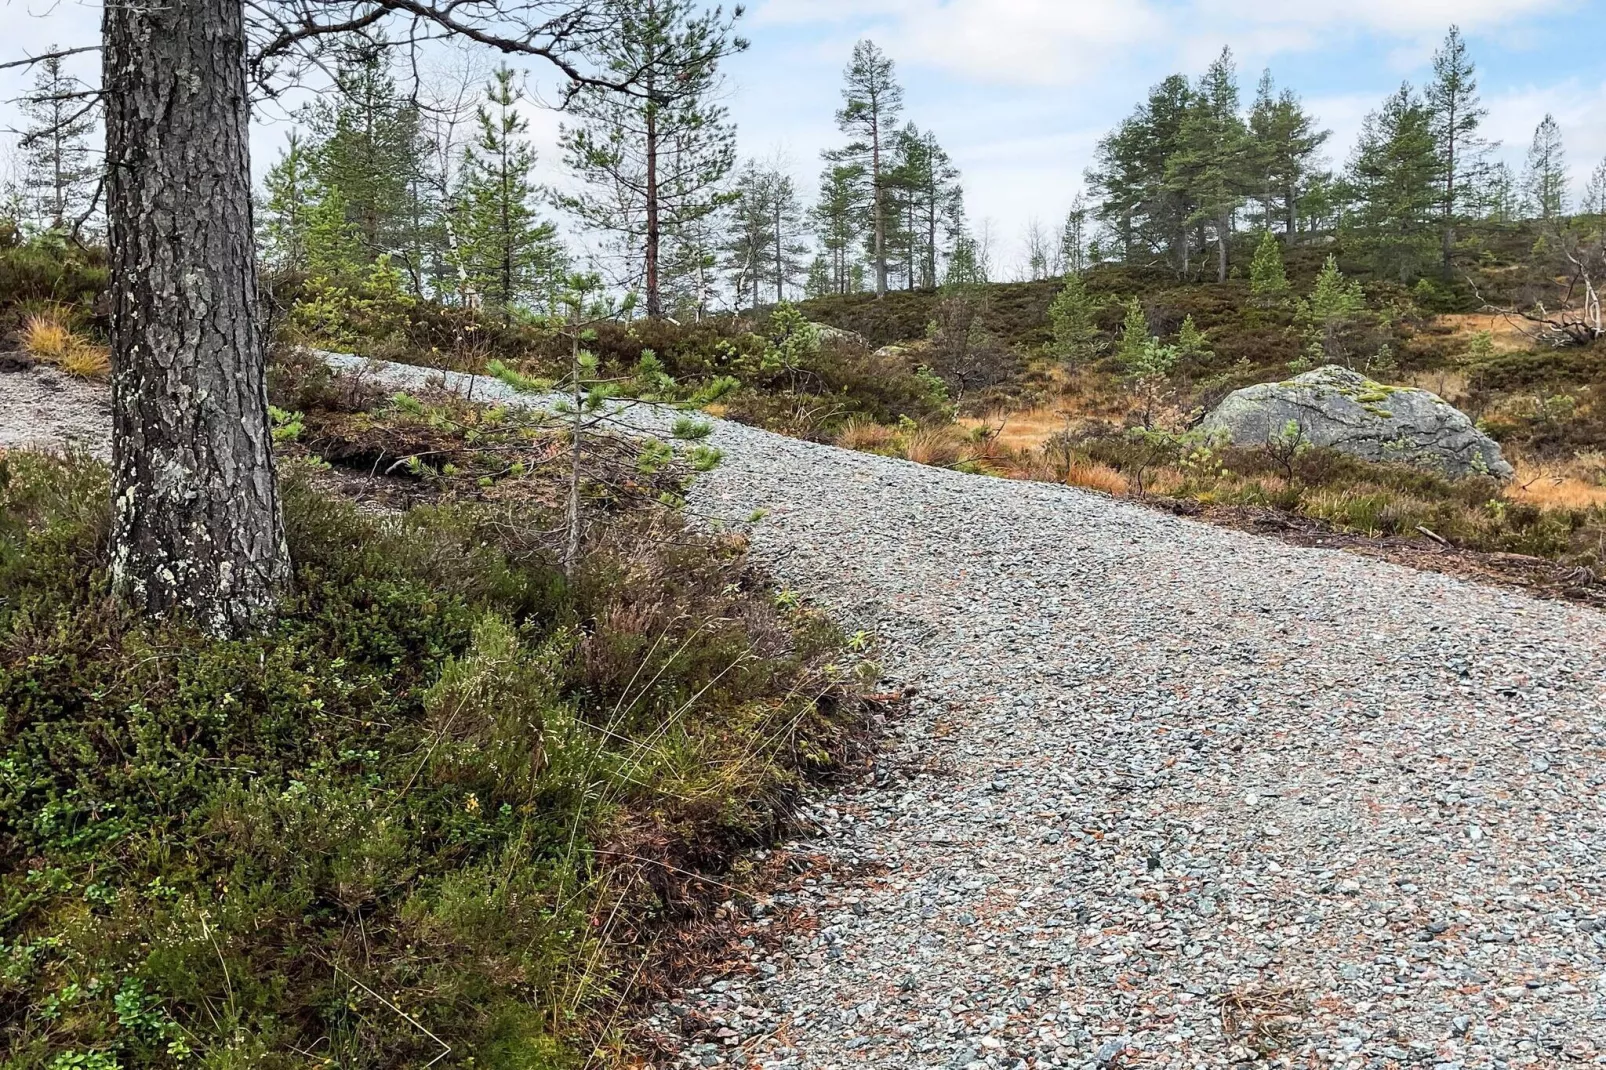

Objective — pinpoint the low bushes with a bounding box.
[0,447,870,1068]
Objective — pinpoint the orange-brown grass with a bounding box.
[23,307,110,379]
[962,406,1071,452]
[1508,456,1606,509]
[1403,369,1471,405]
[962,395,1128,454]
[1060,459,1129,496]
[902,425,964,467]
[1434,312,1537,353]
[834,417,898,453]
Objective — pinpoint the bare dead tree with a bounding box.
[1467,220,1605,348]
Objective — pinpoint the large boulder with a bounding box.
[808,322,869,349]
[1199,364,1513,480]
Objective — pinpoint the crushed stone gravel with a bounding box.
[6,356,1606,1069]
[0,364,111,457]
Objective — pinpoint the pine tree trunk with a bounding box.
[872,113,886,297]
[1217,215,1230,284]
[1442,112,1456,276]
[774,198,784,303]
[103,0,290,632]
[644,99,661,317]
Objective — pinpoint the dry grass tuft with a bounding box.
[902,425,965,467]
[1061,459,1129,496]
[22,307,110,379]
[834,417,897,454]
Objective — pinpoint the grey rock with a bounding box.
[1199,364,1513,479]
[808,322,869,349]
[1093,1037,1129,1067]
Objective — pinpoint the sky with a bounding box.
[2,0,1604,272]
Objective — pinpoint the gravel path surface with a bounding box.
[6,357,1606,1068]
[320,358,1606,1070]
[0,364,111,457]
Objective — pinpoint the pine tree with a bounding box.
[804,255,832,299]
[886,124,964,289]
[723,161,775,309]
[1087,74,1194,271]
[1523,114,1568,220]
[1047,271,1099,364]
[944,233,985,286]
[1176,315,1212,363]
[303,183,364,280]
[1116,297,1150,366]
[1058,196,1090,276]
[1583,159,1606,217]
[1346,83,1441,281]
[1167,48,1249,283]
[829,40,904,296]
[1426,26,1489,273]
[557,0,742,317]
[661,212,720,320]
[811,162,869,295]
[1476,161,1520,222]
[455,65,566,322]
[17,50,98,233]
[750,168,810,304]
[1249,229,1290,305]
[1299,254,1368,365]
[1247,70,1329,245]
[302,48,427,277]
[260,132,314,273]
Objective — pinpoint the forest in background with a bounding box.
[4,19,1604,322]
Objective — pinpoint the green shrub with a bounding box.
[0,451,865,1068]
[0,242,107,330]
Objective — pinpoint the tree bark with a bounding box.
[1442,101,1456,277]
[1217,215,1230,284]
[104,0,290,632]
[871,107,886,297]
[644,101,661,317]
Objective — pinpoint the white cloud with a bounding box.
[752,0,1162,86]
[1197,0,1560,36]
[1483,79,1606,195]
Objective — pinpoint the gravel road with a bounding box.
[316,358,1606,1069]
[6,358,1606,1068]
